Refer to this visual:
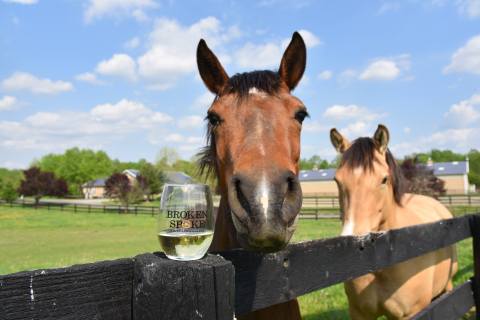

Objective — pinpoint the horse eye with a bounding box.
[206,113,222,127]
[294,110,309,124]
[381,176,388,185]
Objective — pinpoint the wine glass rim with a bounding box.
[163,183,209,188]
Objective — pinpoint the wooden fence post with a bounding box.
[74,204,77,213]
[469,214,480,319]
[151,207,154,216]
[88,205,91,213]
[133,253,234,320]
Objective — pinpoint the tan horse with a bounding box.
[196,32,308,319]
[329,124,457,320]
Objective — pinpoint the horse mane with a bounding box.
[340,137,406,205]
[197,70,282,181]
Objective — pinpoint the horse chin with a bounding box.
[230,209,296,253]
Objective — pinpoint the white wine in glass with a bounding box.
[158,184,214,261]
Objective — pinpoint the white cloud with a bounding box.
[444,93,480,127]
[355,54,411,81]
[0,96,17,111]
[359,59,399,80]
[177,115,204,129]
[235,42,283,69]
[84,0,158,23]
[3,0,37,4]
[137,16,239,90]
[0,99,173,152]
[75,72,105,85]
[457,0,480,18]
[444,34,480,75]
[297,29,322,47]
[1,72,73,94]
[323,104,382,122]
[403,127,411,134]
[96,53,137,81]
[235,29,320,69]
[337,69,357,85]
[124,36,140,49]
[193,91,215,109]
[318,70,332,80]
[164,133,203,144]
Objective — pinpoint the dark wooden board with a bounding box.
[220,215,473,315]
[412,280,475,320]
[0,258,133,320]
[133,253,234,320]
[469,214,480,319]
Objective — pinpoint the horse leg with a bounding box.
[237,299,301,320]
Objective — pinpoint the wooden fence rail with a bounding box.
[1,214,479,320]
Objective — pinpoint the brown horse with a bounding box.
[196,32,308,319]
[330,124,457,319]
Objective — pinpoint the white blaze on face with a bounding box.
[341,219,355,236]
[259,176,270,219]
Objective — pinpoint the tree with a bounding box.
[1,182,18,203]
[156,147,180,170]
[400,158,446,198]
[105,173,132,207]
[139,163,166,200]
[300,155,334,170]
[18,167,68,205]
[36,148,114,195]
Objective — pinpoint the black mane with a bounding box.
[340,137,406,205]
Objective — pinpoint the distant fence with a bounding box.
[1,195,480,220]
[1,214,479,319]
[0,200,159,215]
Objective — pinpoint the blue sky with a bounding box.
[0,0,479,169]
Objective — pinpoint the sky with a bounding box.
[0,0,479,169]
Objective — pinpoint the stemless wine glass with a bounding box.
[158,184,214,261]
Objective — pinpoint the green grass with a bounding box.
[0,207,474,319]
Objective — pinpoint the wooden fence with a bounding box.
[1,214,479,320]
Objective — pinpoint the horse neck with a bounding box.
[209,189,241,251]
[378,192,401,231]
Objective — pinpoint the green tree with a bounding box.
[467,149,480,187]
[1,182,18,202]
[139,162,166,201]
[36,148,114,195]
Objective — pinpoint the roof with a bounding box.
[299,168,336,182]
[298,160,468,182]
[165,171,193,184]
[82,178,106,188]
[123,169,140,177]
[426,161,468,176]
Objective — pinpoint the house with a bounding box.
[165,171,193,184]
[299,168,338,196]
[82,178,106,199]
[299,159,473,196]
[82,169,141,199]
[426,159,472,195]
[123,169,140,184]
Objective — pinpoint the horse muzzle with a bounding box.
[227,170,302,252]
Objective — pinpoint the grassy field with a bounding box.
[0,206,474,319]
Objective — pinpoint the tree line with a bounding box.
[0,147,478,204]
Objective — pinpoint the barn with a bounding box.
[299,159,472,196]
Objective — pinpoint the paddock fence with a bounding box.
[1,213,479,320]
[2,194,479,220]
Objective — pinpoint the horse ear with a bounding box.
[373,124,390,153]
[278,31,306,91]
[197,39,229,95]
[330,128,350,153]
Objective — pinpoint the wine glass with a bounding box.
[158,184,214,261]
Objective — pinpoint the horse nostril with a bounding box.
[287,176,295,192]
[234,177,251,214]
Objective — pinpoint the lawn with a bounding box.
[0,207,474,319]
